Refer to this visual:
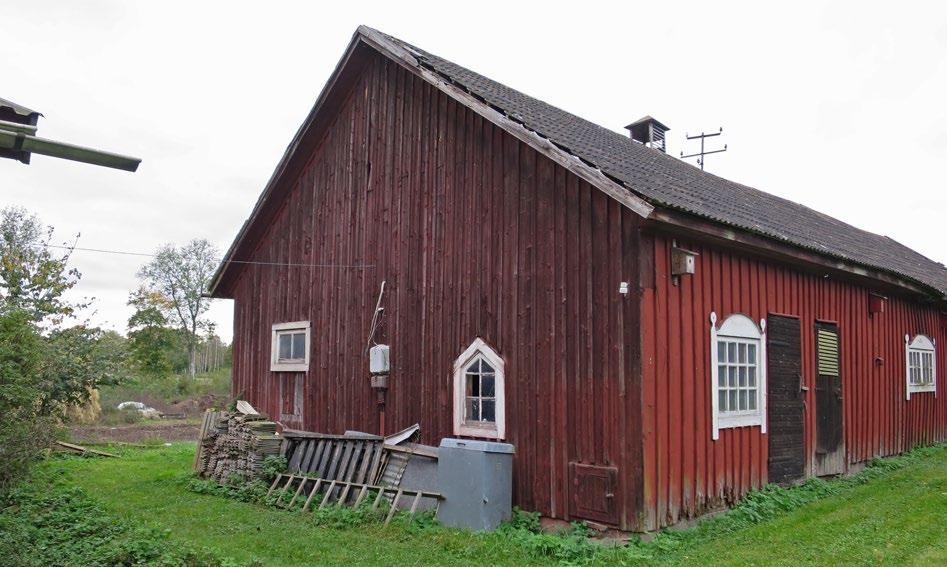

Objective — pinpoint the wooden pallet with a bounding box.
[266,473,441,524]
[281,432,386,486]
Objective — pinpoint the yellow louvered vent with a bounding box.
[817,329,840,376]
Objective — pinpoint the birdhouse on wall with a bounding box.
[671,247,698,276]
[868,294,886,315]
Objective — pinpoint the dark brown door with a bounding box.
[767,315,805,485]
[815,322,844,476]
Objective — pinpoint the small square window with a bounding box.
[271,321,310,372]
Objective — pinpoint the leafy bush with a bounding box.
[187,476,271,504]
[0,308,54,493]
[260,455,287,483]
[491,512,603,564]
[505,506,541,533]
[1,208,133,490]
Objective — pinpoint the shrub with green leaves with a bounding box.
[0,308,54,493]
[260,455,287,483]
[187,475,271,504]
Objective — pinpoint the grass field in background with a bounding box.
[25,443,947,565]
[98,367,232,410]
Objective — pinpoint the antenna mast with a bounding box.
[680,127,727,170]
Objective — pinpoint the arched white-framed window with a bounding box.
[710,312,767,440]
[453,338,505,439]
[905,334,936,399]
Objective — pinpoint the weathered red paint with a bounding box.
[217,42,947,532]
[639,232,947,529]
[219,49,645,529]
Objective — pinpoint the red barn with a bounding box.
[209,26,947,531]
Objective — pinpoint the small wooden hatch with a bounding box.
[569,463,618,524]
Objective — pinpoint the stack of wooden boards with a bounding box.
[194,414,442,519]
[194,410,282,481]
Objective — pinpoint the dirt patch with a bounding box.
[109,393,227,418]
[69,420,200,444]
[165,393,227,417]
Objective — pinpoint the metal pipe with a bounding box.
[0,128,140,172]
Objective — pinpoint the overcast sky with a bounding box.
[4,2,946,344]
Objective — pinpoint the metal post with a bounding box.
[681,127,727,171]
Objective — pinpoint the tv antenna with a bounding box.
[680,127,727,170]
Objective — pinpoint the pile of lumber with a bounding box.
[194,410,281,482]
[55,441,118,458]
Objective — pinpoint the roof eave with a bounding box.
[648,205,947,303]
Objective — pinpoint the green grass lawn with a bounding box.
[662,448,947,567]
[33,443,947,566]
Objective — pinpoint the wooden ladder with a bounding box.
[266,473,441,525]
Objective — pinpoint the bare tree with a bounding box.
[137,239,219,378]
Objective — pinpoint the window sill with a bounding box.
[456,423,502,440]
[271,362,309,372]
[718,414,764,429]
[908,386,936,395]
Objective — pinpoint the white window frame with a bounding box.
[453,338,505,440]
[270,321,311,372]
[905,334,936,399]
[710,312,767,440]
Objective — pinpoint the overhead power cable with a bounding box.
[33,243,375,270]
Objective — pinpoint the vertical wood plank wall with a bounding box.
[227,52,645,529]
[640,232,947,530]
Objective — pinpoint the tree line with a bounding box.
[0,206,224,491]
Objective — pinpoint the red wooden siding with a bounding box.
[227,51,645,529]
[639,231,947,530]
[223,41,946,533]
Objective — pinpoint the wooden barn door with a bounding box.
[815,322,844,476]
[766,314,806,485]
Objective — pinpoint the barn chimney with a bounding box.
[625,116,670,153]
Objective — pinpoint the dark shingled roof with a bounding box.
[377,30,947,297]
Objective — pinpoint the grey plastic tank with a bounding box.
[436,438,515,531]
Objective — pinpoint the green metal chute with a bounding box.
[0,126,140,172]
